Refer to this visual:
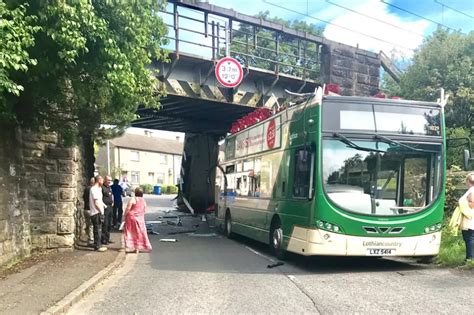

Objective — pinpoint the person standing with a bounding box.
[89,175,107,252]
[111,178,124,229]
[123,187,152,253]
[461,173,474,262]
[83,177,95,246]
[102,175,114,244]
[119,176,130,196]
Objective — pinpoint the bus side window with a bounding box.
[293,148,312,198]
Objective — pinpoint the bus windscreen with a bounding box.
[323,102,441,136]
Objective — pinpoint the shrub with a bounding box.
[437,225,466,266]
[140,184,153,194]
[445,169,468,215]
[169,185,178,194]
[156,185,178,194]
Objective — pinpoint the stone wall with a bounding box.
[322,42,381,96]
[0,130,30,266]
[0,127,89,266]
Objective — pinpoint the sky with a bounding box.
[136,0,473,138]
[200,0,474,59]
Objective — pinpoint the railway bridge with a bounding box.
[132,0,400,211]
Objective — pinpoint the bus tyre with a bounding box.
[416,255,436,264]
[225,211,233,238]
[270,221,287,260]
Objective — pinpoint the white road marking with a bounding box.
[245,246,276,263]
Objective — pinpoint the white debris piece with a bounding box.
[159,239,178,242]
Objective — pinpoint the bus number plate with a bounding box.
[367,248,395,256]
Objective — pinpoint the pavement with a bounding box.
[0,228,123,314]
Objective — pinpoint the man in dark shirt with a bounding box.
[83,177,95,245]
[111,178,124,229]
[101,175,114,244]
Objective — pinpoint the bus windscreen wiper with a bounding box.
[333,133,385,153]
[374,135,438,153]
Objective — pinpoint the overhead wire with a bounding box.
[434,0,474,20]
[380,0,467,34]
[325,0,426,39]
[262,0,416,51]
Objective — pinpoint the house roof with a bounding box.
[109,133,184,155]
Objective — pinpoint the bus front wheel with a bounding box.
[270,220,287,260]
[225,211,233,238]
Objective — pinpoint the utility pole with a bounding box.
[106,140,110,175]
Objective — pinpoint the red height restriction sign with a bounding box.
[215,57,243,88]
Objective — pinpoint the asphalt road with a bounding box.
[69,195,474,314]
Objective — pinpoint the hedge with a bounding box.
[139,184,153,194]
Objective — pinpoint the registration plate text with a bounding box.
[367,248,395,256]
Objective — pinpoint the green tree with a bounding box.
[383,28,473,169]
[1,1,168,144]
[0,2,39,118]
[230,11,324,79]
[386,28,473,131]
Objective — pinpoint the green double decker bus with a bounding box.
[216,89,445,258]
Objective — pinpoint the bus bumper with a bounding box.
[286,227,441,256]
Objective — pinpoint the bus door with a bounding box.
[284,146,316,232]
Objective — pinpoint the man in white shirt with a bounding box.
[89,175,107,252]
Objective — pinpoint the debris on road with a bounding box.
[166,219,183,226]
[159,239,178,242]
[168,230,197,235]
[148,231,160,235]
[187,233,218,237]
[267,262,284,269]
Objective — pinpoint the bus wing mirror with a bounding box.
[463,149,472,171]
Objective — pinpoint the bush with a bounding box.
[437,225,466,266]
[169,185,178,194]
[140,184,153,194]
[445,169,469,215]
[446,128,472,169]
[157,185,178,194]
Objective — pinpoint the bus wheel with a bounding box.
[416,255,436,264]
[270,220,286,260]
[225,211,233,238]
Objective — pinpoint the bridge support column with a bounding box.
[321,43,381,96]
[180,133,218,213]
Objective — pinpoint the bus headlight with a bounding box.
[424,223,442,234]
[316,220,343,234]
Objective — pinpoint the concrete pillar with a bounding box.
[180,133,219,213]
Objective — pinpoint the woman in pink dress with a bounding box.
[123,187,152,253]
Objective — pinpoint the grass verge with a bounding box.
[437,225,471,268]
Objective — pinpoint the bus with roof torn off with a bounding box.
[215,85,449,259]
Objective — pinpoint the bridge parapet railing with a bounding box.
[160,1,323,80]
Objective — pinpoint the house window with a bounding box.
[157,173,165,184]
[148,172,155,184]
[130,151,140,162]
[131,171,140,184]
[160,154,168,165]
